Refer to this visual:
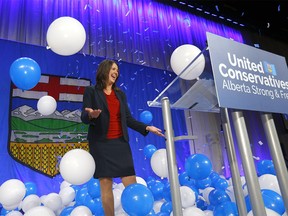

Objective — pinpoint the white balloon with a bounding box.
[225,185,236,202]
[201,187,214,205]
[180,186,196,208]
[59,186,75,206]
[46,16,86,56]
[170,44,205,80]
[42,193,62,212]
[136,176,147,186]
[203,210,213,216]
[60,180,72,190]
[0,179,26,207]
[24,206,56,216]
[258,174,281,195]
[247,207,281,216]
[59,149,95,185]
[113,188,122,211]
[153,200,165,214]
[6,211,23,216]
[37,95,57,116]
[113,183,125,191]
[150,148,168,178]
[183,206,206,216]
[70,206,92,216]
[21,195,41,213]
[2,203,19,211]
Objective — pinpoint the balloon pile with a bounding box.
[0,147,284,216]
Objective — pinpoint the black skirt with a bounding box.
[89,137,136,178]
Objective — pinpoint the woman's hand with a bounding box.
[146,126,165,137]
[85,108,102,119]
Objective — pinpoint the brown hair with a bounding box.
[96,59,120,90]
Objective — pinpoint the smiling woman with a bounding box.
[80,59,165,215]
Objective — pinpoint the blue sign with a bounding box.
[207,32,288,114]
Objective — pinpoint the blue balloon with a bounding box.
[144,144,157,159]
[213,201,238,216]
[10,57,41,90]
[160,201,173,214]
[148,180,164,201]
[162,182,171,202]
[196,176,212,189]
[208,189,231,206]
[60,206,74,216]
[75,187,89,205]
[121,183,154,216]
[87,178,101,198]
[84,196,104,215]
[196,197,208,210]
[213,178,229,191]
[24,181,37,196]
[178,171,195,187]
[140,110,153,124]
[261,189,285,215]
[185,153,212,180]
[257,160,275,175]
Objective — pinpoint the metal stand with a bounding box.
[261,113,288,213]
[220,108,246,215]
[231,110,266,216]
[161,97,183,215]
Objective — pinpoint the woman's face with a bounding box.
[107,63,119,85]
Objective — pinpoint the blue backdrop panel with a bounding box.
[0,39,189,195]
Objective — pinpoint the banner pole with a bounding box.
[261,113,288,213]
[220,108,247,215]
[161,97,183,216]
[231,110,266,216]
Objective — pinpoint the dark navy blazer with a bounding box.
[81,85,149,143]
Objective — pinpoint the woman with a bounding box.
[81,59,164,215]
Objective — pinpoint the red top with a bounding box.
[104,90,123,139]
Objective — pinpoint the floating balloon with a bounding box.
[59,149,95,185]
[10,57,41,90]
[150,148,168,178]
[140,110,153,124]
[143,144,157,159]
[37,95,57,116]
[170,44,205,80]
[46,16,86,56]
